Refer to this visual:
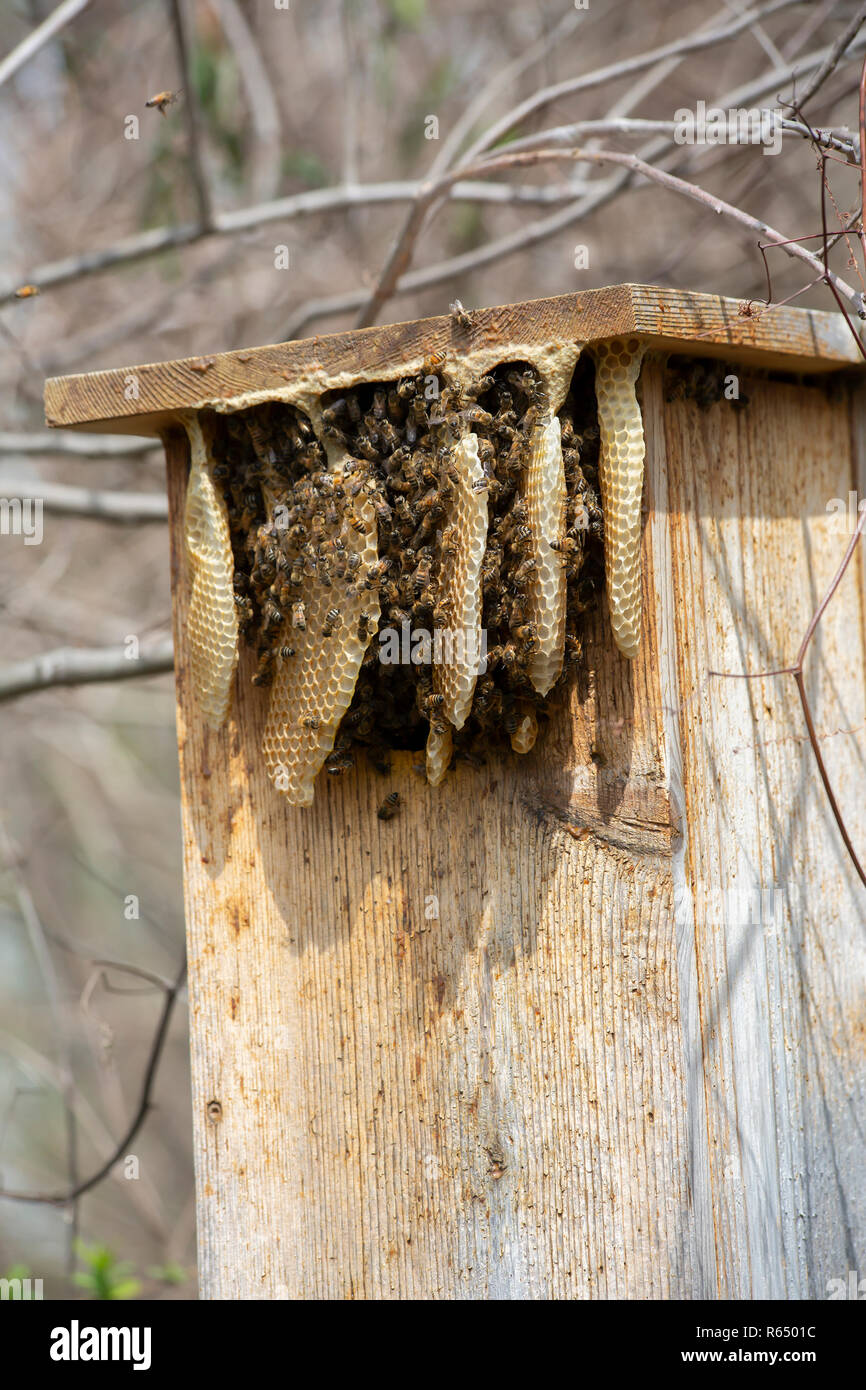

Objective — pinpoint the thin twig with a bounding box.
[795,0,866,108]
[456,0,801,167]
[709,505,866,890]
[0,963,187,1206]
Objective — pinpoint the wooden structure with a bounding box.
[46,286,866,1299]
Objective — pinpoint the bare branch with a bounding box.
[0,0,92,91]
[0,179,590,306]
[1,479,168,522]
[0,431,157,457]
[352,143,863,331]
[796,0,866,107]
[0,640,174,703]
[457,0,801,167]
[215,0,282,202]
[429,6,584,176]
[168,0,212,230]
[0,963,187,1206]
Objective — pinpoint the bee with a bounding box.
[145,89,182,115]
[14,284,39,299]
[291,601,306,631]
[321,399,347,427]
[301,715,321,731]
[441,524,459,561]
[449,299,471,329]
[326,751,354,775]
[470,477,488,494]
[252,651,275,687]
[357,611,375,641]
[550,536,580,555]
[279,644,296,660]
[377,791,400,820]
[513,620,538,648]
[460,405,493,428]
[322,606,341,636]
[365,558,391,589]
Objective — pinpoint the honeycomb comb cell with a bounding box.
[182,414,239,730]
[591,337,647,660]
[525,414,566,697]
[433,432,489,730]
[262,462,379,806]
[425,723,453,787]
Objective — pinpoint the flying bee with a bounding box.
[145,88,182,115]
[291,601,306,631]
[449,299,471,328]
[322,606,341,636]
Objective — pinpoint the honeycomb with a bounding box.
[432,433,488,730]
[261,462,378,805]
[524,414,566,697]
[425,723,453,787]
[510,709,538,754]
[187,337,639,803]
[182,414,239,729]
[591,337,647,660]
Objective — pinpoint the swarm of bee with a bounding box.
[185,341,633,804]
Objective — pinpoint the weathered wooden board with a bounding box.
[645,365,866,1298]
[46,285,862,437]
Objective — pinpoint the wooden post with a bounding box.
[46,286,866,1299]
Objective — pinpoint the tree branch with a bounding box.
[0,640,174,703]
[2,479,168,522]
[0,0,92,91]
[0,963,187,1206]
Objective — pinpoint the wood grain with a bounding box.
[646,362,866,1298]
[48,285,862,438]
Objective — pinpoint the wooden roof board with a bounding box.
[44,283,865,437]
